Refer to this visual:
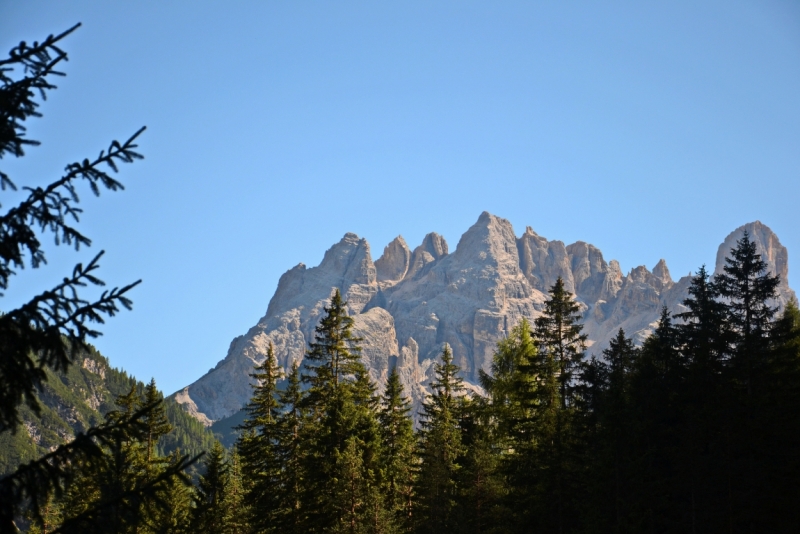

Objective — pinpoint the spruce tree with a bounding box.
[300,290,383,532]
[762,300,800,530]
[714,232,780,529]
[675,266,730,530]
[514,277,587,533]
[480,318,537,437]
[237,342,283,532]
[142,379,173,466]
[581,329,638,533]
[378,367,415,531]
[192,441,229,533]
[275,361,308,534]
[714,231,780,395]
[415,344,465,534]
[0,25,201,530]
[455,396,507,533]
[222,447,250,534]
[627,308,686,531]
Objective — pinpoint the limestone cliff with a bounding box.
[176,215,794,425]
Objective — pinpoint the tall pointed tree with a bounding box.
[378,367,415,531]
[222,446,249,534]
[714,231,780,396]
[515,277,588,533]
[415,344,465,534]
[582,329,638,533]
[192,441,229,533]
[142,378,173,466]
[300,289,383,532]
[714,233,781,530]
[274,361,308,534]
[237,342,283,532]
[675,266,730,530]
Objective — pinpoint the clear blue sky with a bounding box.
[2,1,799,395]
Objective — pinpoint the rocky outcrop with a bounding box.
[375,236,411,284]
[176,215,795,425]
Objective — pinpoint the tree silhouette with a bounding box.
[0,25,197,530]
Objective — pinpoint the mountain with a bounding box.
[175,214,795,425]
[0,345,217,476]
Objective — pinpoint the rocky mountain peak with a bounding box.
[407,233,448,279]
[375,235,411,283]
[318,232,376,286]
[714,221,795,305]
[652,259,673,290]
[453,212,520,270]
[419,232,448,259]
[177,216,795,427]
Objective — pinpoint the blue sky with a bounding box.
[2,1,799,395]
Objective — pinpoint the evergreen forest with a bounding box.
[3,24,800,534]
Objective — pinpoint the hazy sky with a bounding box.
[2,1,799,395]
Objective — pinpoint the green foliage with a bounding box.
[192,441,229,532]
[415,344,465,533]
[0,348,215,478]
[378,367,415,531]
[237,343,283,531]
[300,289,386,533]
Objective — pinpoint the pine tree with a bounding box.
[274,361,308,534]
[455,396,507,534]
[149,451,193,534]
[714,231,780,396]
[222,447,250,534]
[515,277,587,533]
[304,289,365,397]
[237,342,283,532]
[415,344,465,533]
[762,300,800,530]
[0,25,189,530]
[480,318,537,438]
[378,367,415,531]
[55,389,194,533]
[300,289,383,532]
[192,441,229,533]
[627,308,686,531]
[142,378,173,466]
[675,266,730,531]
[581,329,638,533]
[714,232,780,530]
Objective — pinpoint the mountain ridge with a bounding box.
[176,213,795,425]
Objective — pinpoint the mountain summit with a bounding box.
[175,215,795,424]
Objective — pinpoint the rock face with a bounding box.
[176,215,795,424]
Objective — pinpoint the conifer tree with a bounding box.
[0,25,187,530]
[54,389,193,534]
[713,232,780,529]
[142,379,172,466]
[378,367,415,531]
[415,344,465,534]
[455,396,507,534]
[761,300,800,529]
[274,361,308,533]
[300,290,384,532]
[715,231,780,372]
[674,266,730,530]
[192,441,229,533]
[627,308,686,531]
[222,447,249,534]
[514,277,587,533]
[581,329,637,533]
[237,343,283,532]
[480,318,537,438]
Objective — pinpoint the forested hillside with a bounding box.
[0,344,216,477]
